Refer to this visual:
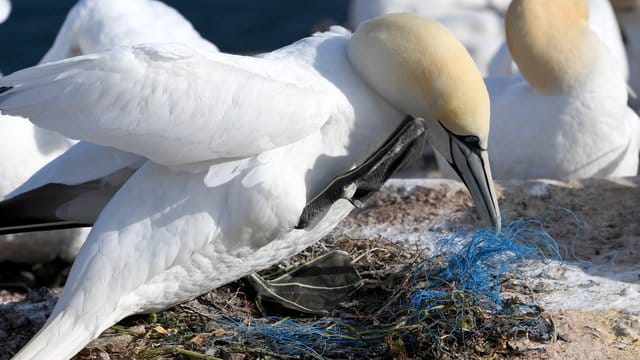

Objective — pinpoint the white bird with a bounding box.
[0,14,500,359]
[0,0,9,25]
[488,0,629,80]
[348,0,512,75]
[610,0,640,110]
[0,0,81,262]
[0,0,219,263]
[0,116,83,262]
[40,0,218,64]
[0,0,10,76]
[478,0,639,180]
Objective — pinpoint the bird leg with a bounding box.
[296,116,426,229]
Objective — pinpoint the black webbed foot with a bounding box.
[296,116,426,229]
[245,251,362,315]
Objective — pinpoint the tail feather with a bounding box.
[11,310,106,360]
[0,183,102,235]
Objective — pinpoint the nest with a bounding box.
[74,220,562,360]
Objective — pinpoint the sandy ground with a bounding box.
[334,177,640,359]
[0,176,638,359]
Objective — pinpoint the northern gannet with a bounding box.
[348,0,512,75]
[611,0,640,110]
[0,14,500,359]
[0,0,81,262]
[0,0,9,25]
[0,0,9,76]
[39,0,218,64]
[0,0,218,263]
[488,0,629,81]
[474,0,639,180]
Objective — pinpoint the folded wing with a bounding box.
[0,43,337,166]
[0,142,144,234]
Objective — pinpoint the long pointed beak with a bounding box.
[423,118,501,231]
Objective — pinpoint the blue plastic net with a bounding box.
[211,220,564,358]
[222,317,385,358]
[410,220,562,312]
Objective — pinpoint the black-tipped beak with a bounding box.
[423,118,501,230]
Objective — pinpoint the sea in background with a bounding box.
[0,0,349,74]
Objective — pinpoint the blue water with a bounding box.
[0,0,349,74]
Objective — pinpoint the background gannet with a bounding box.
[0,115,83,263]
[0,0,219,263]
[0,0,9,25]
[39,0,218,64]
[488,0,629,80]
[611,0,640,111]
[0,0,82,263]
[0,14,499,359]
[348,0,511,74]
[0,0,8,75]
[473,0,639,180]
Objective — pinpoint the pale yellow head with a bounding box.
[506,0,595,92]
[347,13,490,147]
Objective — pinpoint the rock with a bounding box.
[612,313,640,340]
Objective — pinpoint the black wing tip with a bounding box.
[0,222,91,236]
[0,86,12,95]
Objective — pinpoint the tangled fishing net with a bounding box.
[147,220,564,359]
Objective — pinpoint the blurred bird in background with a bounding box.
[0,0,219,264]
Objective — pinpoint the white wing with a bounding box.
[0,43,338,166]
[0,115,68,197]
[0,0,10,24]
[6,142,144,200]
[40,0,218,63]
[0,142,144,232]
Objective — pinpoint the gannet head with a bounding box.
[506,0,594,92]
[347,13,501,230]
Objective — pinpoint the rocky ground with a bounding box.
[0,176,638,359]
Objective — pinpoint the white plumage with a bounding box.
[0,0,218,263]
[39,0,217,64]
[0,117,80,262]
[0,0,9,24]
[488,0,629,80]
[480,0,640,180]
[348,0,512,74]
[612,1,640,111]
[1,14,500,359]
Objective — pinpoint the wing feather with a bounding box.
[7,142,144,200]
[0,44,337,166]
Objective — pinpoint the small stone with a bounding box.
[128,325,146,334]
[612,313,640,341]
[533,282,550,293]
[87,334,135,352]
[613,324,634,338]
[508,339,547,353]
[616,340,629,349]
[557,332,575,343]
[228,353,247,360]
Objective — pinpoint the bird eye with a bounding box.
[464,136,479,144]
